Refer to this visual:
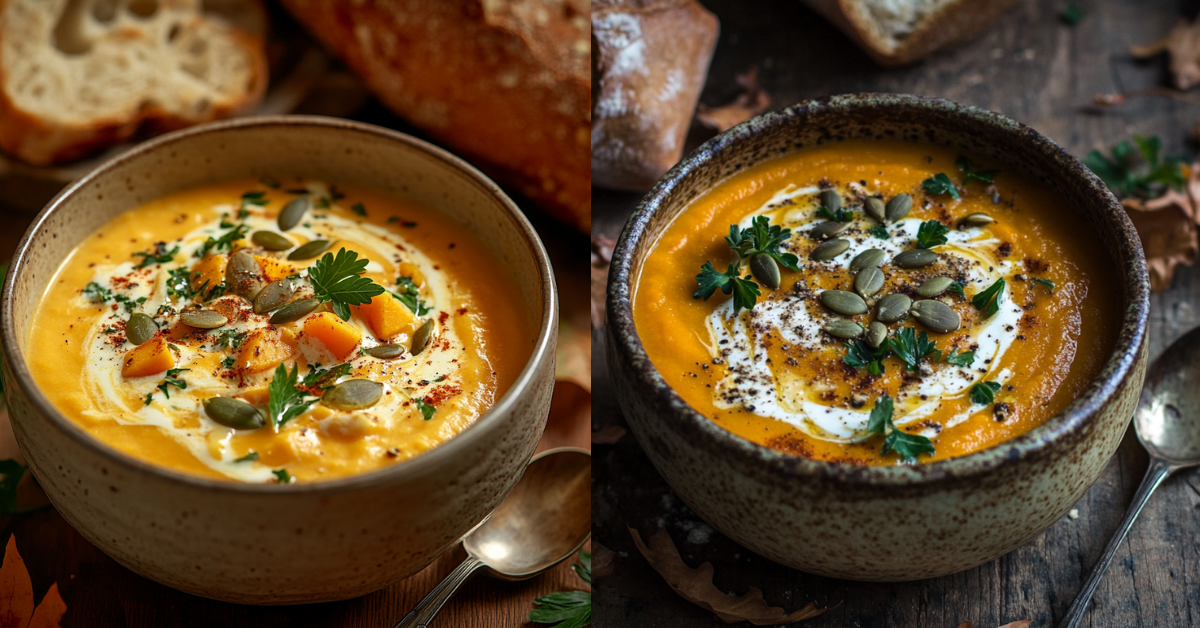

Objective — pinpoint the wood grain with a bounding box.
[593,0,1200,626]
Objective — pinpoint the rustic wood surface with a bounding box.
[592,0,1200,626]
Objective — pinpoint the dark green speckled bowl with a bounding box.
[605,94,1149,581]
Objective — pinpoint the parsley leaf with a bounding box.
[947,281,966,299]
[272,469,292,484]
[529,551,591,628]
[221,356,236,369]
[392,276,433,316]
[971,278,1006,318]
[195,223,250,258]
[133,242,179,269]
[921,172,961,199]
[235,452,259,463]
[816,206,855,222]
[308,248,386,320]
[156,368,190,400]
[867,224,889,239]
[213,329,247,350]
[916,220,950,249]
[166,268,196,300]
[83,282,112,303]
[415,397,437,420]
[694,262,761,313]
[351,202,367,217]
[955,156,1000,185]
[1084,135,1185,200]
[943,347,976,367]
[888,327,939,372]
[866,394,935,463]
[844,339,890,375]
[301,363,353,390]
[240,191,268,218]
[1032,277,1055,291]
[267,363,314,429]
[725,216,800,271]
[867,395,894,435]
[970,381,1003,405]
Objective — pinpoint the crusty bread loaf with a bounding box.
[591,0,719,192]
[799,0,1019,66]
[279,0,590,233]
[0,0,268,166]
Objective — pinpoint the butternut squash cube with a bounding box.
[122,337,175,378]
[190,255,227,292]
[302,312,362,360]
[235,328,297,374]
[398,261,425,287]
[352,293,416,340]
[255,255,298,283]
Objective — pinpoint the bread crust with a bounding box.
[280,0,591,232]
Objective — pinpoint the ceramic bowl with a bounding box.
[1,116,558,603]
[606,94,1149,581]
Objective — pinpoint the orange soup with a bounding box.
[28,178,529,482]
[634,141,1119,465]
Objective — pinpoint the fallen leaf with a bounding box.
[696,67,773,132]
[1131,19,1200,90]
[629,527,833,624]
[958,623,973,628]
[1119,161,1200,292]
[0,535,66,628]
[591,542,615,579]
[591,235,615,331]
[997,622,1032,628]
[591,424,627,445]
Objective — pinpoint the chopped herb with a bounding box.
[1084,135,1185,200]
[350,202,367,217]
[195,223,250,258]
[1032,277,1055,291]
[301,362,353,390]
[943,348,975,367]
[392,276,433,316]
[867,224,889,239]
[843,339,890,376]
[166,267,196,300]
[156,368,190,400]
[971,278,1006,318]
[308,248,387,321]
[155,303,176,316]
[213,329,247,350]
[725,216,800,271]
[418,375,448,385]
[267,363,315,429]
[866,394,935,463]
[915,220,950,249]
[221,356,236,369]
[970,381,1003,405]
[1060,2,1084,25]
[921,172,961,199]
[415,397,436,420]
[133,242,179,269]
[272,469,292,484]
[144,391,154,406]
[83,282,112,303]
[816,206,855,222]
[235,452,259,462]
[314,196,331,209]
[888,327,939,373]
[955,156,1000,185]
[693,261,760,313]
[528,551,591,627]
[947,281,966,299]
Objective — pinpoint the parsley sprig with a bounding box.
[301,363,353,390]
[308,248,386,320]
[166,268,196,300]
[1084,135,1185,200]
[956,156,999,185]
[971,278,1006,318]
[888,327,939,372]
[915,220,950,249]
[943,347,975,367]
[725,216,800,270]
[133,242,179,269]
[83,282,146,312]
[921,173,961,199]
[816,206,854,222]
[392,277,432,316]
[867,224,889,239]
[267,363,315,429]
[694,262,760,313]
[195,223,250,258]
[844,339,890,375]
[529,550,590,628]
[415,397,437,421]
[970,381,1003,405]
[867,395,936,462]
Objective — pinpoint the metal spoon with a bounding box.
[1059,326,1200,627]
[394,448,592,628]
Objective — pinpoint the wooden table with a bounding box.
[592,1,1200,626]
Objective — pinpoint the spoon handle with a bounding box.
[1057,457,1173,628]
[393,555,486,628]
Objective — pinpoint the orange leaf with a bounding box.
[695,67,773,133]
[1122,192,1199,292]
[0,536,66,628]
[1130,19,1200,90]
[630,527,834,624]
[26,584,64,628]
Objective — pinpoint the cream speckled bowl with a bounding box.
[1,116,558,603]
[606,95,1149,581]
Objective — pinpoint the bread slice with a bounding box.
[0,0,268,165]
[799,0,1019,66]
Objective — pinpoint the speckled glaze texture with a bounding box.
[1,116,558,603]
[606,95,1149,581]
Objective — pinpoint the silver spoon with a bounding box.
[1059,326,1200,627]
[394,448,592,628]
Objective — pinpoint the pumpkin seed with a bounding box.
[253,279,294,314]
[810,238,849,261]
[854,266,885,297]
[750,255,781,290]
[277,196,312,232]
[823,319,863,339]
[203,397,265,430]
[287,239,331,261]
[251,230,293,251]
[885,193,912,222]
[125,312,157,345]
[819,189,842,212]
[411,320,434,356]
[849,248,885,271]
[179,309,228,329]
[876,293,912,323]
[269,297,320,324]
[226,249,263,298]
[321,379,384,410]
[819,289,868,316]
[962,212,995,227]
[916,276,954,298]
[365,344,405,360]
[865,321,888,348]
[893,249,939,268]
[910,299,962,333]
[810,221,851,240]
[864,197,886,223]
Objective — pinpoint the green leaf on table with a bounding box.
[529,550,591,628]
[1084,135,1185,200]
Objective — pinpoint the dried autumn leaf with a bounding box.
[629,527,833,624]
[696,67,773,133]
[591,424,627,445]
[591,235,615,330]
[0,535,66,628]
[592,542,615,579]
[1131,19,1200,90]
[1122,182,1200,292]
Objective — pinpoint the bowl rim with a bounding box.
[1,114,559,494]
[606,93,1149,487]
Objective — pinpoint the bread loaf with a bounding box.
[0,0,268,166]
[279,0,590,232]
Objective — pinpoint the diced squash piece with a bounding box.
[122,337,175,378]
[236,328,297,374]
[302,312,362,360]
[398,261,425,287]
[352,293,416,340]
[190,255,227,291]
[255,255,298,283]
